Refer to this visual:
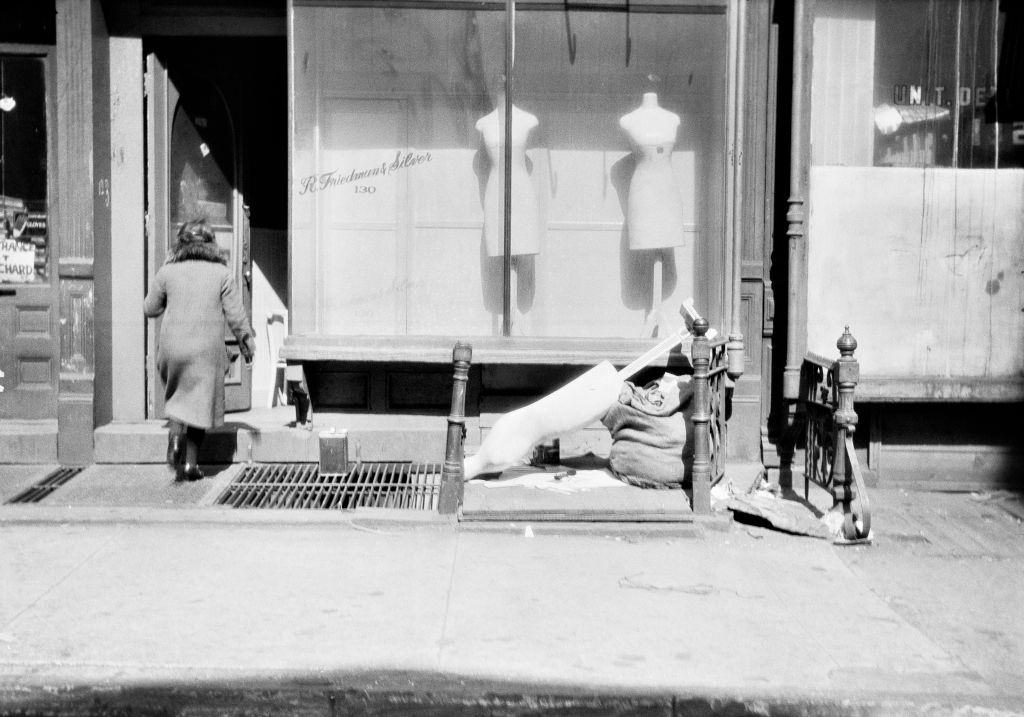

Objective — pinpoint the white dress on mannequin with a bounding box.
[476,101,541,257]
[619,93,686,250]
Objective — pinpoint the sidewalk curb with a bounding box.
[0,505,733,540]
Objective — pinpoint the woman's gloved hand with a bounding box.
[240,334,257,365]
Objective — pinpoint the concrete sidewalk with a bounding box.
[0,470,1022,714]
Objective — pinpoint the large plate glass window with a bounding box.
[291,1,728,338]
[806,0,1023,380]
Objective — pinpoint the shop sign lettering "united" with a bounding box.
[298,150,432,195]
[892,84,999,108]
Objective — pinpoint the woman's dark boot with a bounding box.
[180,427,206,481]
[166,420,184,469]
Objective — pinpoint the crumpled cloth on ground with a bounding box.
[600,374,694,489]
[469,469,626,495]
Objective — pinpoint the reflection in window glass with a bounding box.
[168,71,235,246]
[0,57,47,284]
[291,5,727,338]
[806,1,1024,380]
[812,0,1023,168]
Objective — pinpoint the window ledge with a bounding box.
[281,334,694,366]
[856,376,1024,402]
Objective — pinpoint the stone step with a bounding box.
[0,420,58,464]
[93,414,455,465]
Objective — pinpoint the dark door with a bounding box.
[0,56,57,421]
[145,53,252,419]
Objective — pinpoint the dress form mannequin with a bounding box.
[476,97,542,258]
[620,93,686,337]
[477,96,541,333]
[619,92,686,250]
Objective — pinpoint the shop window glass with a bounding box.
[811,0,1023,168]
[511,7,726,337]
[0,56,48,284]
[806,0,1024,380]
[291,3,727,338]
[168,72,236,259]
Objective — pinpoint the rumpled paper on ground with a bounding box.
[726,489,833,539]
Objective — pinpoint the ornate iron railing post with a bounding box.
[690,318,712,514]
[439,342,472,515]
[831,326,869,538]
[833,327,859,443]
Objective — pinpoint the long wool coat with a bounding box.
[143,250,252,429]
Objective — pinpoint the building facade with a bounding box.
[0,0,1020,489]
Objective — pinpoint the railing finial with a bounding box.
[837,325,857,357]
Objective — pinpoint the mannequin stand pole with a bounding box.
[642,251,668,338]
[511,260,521,335]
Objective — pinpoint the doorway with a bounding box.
[144,38,288,420]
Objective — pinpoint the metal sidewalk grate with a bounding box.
[6,467,86,504]
[216,462,442,511]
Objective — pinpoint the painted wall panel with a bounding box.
[59,281,95,375]
[16,306,50,336]
[18,357,51,385]
[807,166,1024,378]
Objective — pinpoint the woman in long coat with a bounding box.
[144,220,256,480]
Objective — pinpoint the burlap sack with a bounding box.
[600,374,694,488]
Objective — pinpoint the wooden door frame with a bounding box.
[144,51,169,421]
[145,50,252,420]
[720,0,781,462]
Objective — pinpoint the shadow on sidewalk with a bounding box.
[1,669,1013,716]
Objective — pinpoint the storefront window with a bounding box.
[806,0,1024,380]
[0,57,48,284]
[811,0,1023,168]
[291,2,727,338]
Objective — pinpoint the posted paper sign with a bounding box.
[0,239,36,283]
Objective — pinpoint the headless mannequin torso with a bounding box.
[619,93,686,250]
[476,99,541,257]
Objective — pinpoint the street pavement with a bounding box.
[0,463,1022,715]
